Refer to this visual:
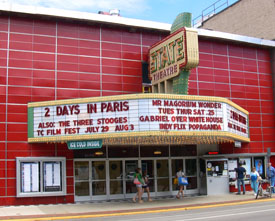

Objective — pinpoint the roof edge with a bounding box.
[1,3,274,48]
[0,2,171,31]
[197,28,275,48]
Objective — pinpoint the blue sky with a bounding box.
[4,0,238,24]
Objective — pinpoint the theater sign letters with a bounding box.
[28,94,250,143]
[149,27,199,85]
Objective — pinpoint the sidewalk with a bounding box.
[0,192,267,220]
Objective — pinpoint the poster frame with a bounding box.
[16,157,66,197]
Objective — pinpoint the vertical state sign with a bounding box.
[149,27,199,85]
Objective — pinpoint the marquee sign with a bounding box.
[28,94,250,143]
[149,27,199,85]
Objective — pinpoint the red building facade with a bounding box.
[0,7,274,206]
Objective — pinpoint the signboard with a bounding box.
[44,162,61,192]
[149,27,199,85]
[228,159,238,180]
[234,141,241,148]
[239,158,251,176]
[21,162,39,193]
[67,140,102,150]
[28,94,249,143]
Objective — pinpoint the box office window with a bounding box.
[16,157,66,197]
[206,160,227,177]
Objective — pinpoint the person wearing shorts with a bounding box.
[142,170,152,202]
[132,168,144,203]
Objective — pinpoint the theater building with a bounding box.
[0,4,275,206]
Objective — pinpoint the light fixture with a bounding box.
[154,150,162,155]
[94,151,104,156]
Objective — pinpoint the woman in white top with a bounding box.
[250,167,259,195]
[176,168,185,199]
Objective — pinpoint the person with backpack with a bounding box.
[235,162,246,195]
[250,167,260,196]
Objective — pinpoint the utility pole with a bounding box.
[267,148,271,164]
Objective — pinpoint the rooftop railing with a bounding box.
[192,0,238,28]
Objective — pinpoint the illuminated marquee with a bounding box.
[28,94,249,143]
[149,27,199,85]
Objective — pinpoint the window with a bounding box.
[140,145,169,157]
[108,145,139,158]
[254,157,265,179]
[16,157,66,197]
[170,145,197,157]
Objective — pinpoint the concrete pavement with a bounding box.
[0,192,271,220]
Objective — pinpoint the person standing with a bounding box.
[250,167,259,196]
[235,162,246,195]
[142,170,152,202]
[132,168,145,203]
[266,162,275,193]
[176,168,185,199]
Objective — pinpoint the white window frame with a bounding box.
[16,157,67,197]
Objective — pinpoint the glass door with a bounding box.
[125,160,138,195]
[91,161,106,200]
[171,159,184,191]
[185,158,198,194]
[156,159,169,195]
[141,160,155,195]
[171,158,198,195]
[74,161,90,201]
[109,160,123,198]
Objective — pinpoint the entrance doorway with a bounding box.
[109,159,138,199]
[74,160,106,201]
[74,157,198,201]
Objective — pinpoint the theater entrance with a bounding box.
[74,157,198,202]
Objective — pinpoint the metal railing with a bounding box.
[192,0,237,27]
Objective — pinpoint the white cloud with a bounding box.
[4,0,150,15]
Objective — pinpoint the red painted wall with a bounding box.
[0,14,274,206]
[189,39,274,154]
[0,15,166,206]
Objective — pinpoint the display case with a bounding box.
[16,157,66,197]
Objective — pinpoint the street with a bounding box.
[58,200,275,221]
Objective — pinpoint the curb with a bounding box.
[1,197,274,220]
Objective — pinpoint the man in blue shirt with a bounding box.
[235,163,246,195]
[266,162,275,193]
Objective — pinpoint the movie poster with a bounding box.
[255,159,263,176]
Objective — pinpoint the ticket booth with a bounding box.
[206,158,229,195]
